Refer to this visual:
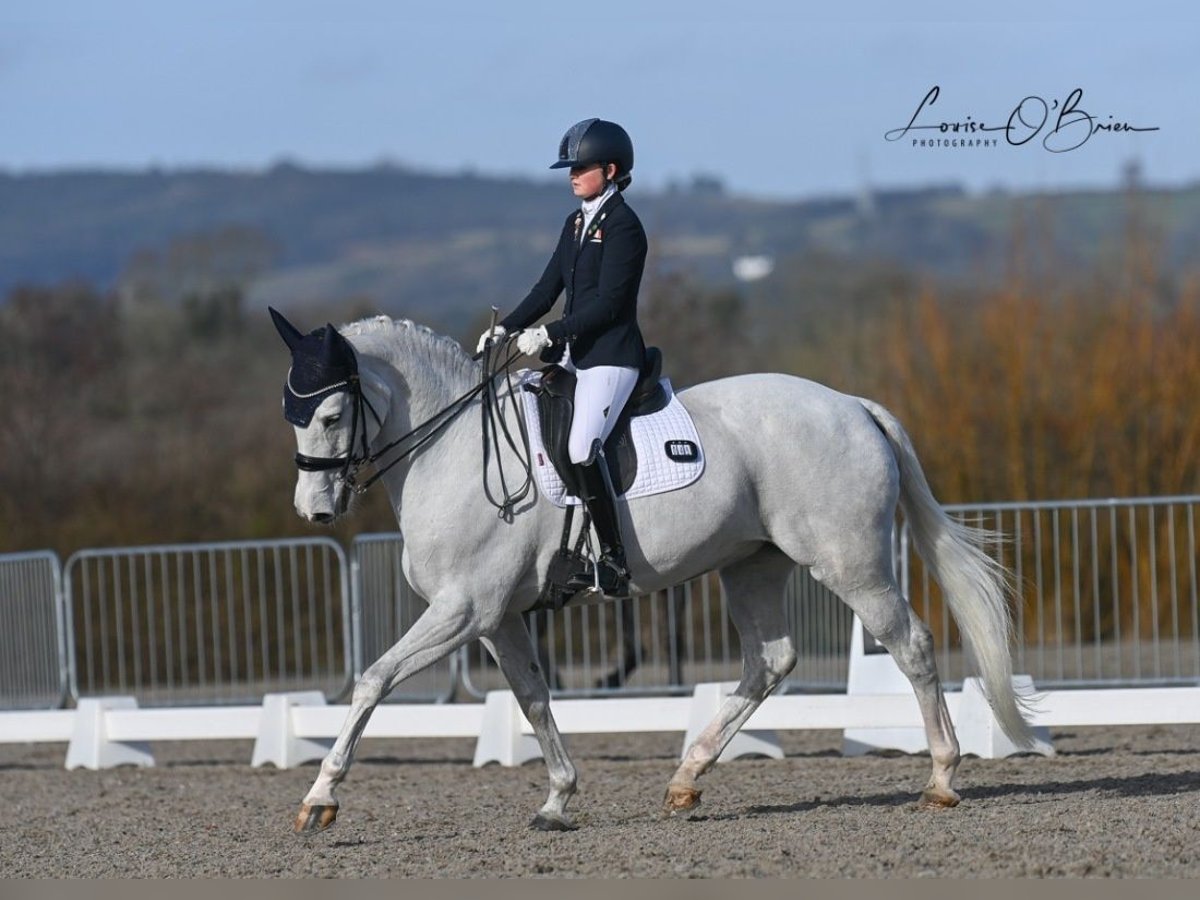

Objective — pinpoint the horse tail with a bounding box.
[858,398,1035,748]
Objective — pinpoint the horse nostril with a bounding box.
[311,512,335,525]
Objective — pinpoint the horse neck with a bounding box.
[360,336,480,448]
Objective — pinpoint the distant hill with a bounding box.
[2,164,1198,332]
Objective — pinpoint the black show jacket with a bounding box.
[500,191,648,370]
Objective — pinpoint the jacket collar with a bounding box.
[572,190,624,252]
[594,188,624,218]
[580,182,617,219]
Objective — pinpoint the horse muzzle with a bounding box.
[295,473,352,524]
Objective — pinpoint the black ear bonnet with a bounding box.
[270,307,358,427]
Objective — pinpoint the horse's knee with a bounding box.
[352,673,385,707]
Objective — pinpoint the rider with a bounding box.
[476,118,648,596]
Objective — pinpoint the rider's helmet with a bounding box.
[550,118,634,186]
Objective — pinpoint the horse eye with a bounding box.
[321,414,342,428]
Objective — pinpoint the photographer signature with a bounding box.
[885,86,1160,152]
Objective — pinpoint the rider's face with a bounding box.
[570,163,613,199]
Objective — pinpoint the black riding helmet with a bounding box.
[550,118,634,180]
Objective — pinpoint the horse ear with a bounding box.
[269,307,305,351]
[321,323,338,355]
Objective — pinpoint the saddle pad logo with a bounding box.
[665,440,699,462]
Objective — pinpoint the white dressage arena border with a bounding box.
[2,681,1199,770]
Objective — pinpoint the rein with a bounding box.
[478,336,536,521]
[294,334,535,518]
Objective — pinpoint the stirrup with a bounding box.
[566,554,629,596]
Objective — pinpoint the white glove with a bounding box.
[475,325,506,354]
[516,325,552,356]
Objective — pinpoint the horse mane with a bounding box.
[340,315,481,385]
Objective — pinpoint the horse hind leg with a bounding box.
[664,546,797,815]
[822,572,962,808]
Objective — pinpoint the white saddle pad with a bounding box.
[517,369,705,508]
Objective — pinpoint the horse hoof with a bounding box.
[662,784,702,815]
[530,812,577,832]
[294,802,338,834]
[918,789,960,809]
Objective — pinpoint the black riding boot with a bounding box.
[565,454,631,597]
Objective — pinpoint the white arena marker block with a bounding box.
[473,690,542,768]
[956,675,1055,759]
[65,697,154,771]
[251,691,332,769]
[683,682,783,763]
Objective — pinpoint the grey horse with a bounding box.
[271,311,1033,834]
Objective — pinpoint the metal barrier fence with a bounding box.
[458,495,1200,696]
[902,496,1200,689]
[64,538,353,706]
[0,551,68,710]
[351,534,456,701]
[6,493,1194,712]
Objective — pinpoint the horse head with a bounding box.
[270,307,391,524]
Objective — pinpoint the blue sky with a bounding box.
[2,0,1197,199]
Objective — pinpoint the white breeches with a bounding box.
[561,343,639,465]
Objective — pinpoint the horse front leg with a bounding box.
[295,602,478,834]
[481,612,578,830]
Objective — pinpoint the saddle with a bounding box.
[522,346,670,498]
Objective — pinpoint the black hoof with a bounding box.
[530,812,577,832]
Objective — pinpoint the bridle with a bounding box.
[290,368,382,487]
[291,335,535,519]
